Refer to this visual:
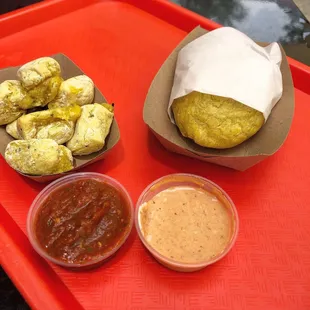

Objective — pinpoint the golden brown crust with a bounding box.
[172,91,265,149]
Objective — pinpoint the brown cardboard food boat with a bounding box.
[0,54,120,182]
[143,27,294,171]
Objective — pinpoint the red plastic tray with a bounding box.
[0,1,310,309]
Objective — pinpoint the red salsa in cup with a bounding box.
[34,178,131,265]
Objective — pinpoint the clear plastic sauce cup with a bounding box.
[27,172,134,270]
[135,173,239,272]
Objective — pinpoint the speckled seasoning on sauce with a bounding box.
[34,179,131,264]
[139,186,232,264]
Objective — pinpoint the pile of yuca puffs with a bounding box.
[0,57,114,175]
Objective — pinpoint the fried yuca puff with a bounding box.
[5,139,73,175]
[48,75,94,109]
[17,57,62,108]
[67,103,114,155]
[0,80,31,125]
[17,105,81,144]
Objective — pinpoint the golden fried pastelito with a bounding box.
[17,57,62,108]
[0,80,32,125]
[48,75,94,109]
[172,92,265,149]
[5,139,74,175]
[6,118,23,139]
[17,105,81,144]
[67,103,114,155]
[24,75,63,109]
[17,57,61,89]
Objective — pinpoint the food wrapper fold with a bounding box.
[168,27,283,122]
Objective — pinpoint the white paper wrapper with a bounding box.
[168,27,283,122]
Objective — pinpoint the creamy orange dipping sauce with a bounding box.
[139,186,232,264]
